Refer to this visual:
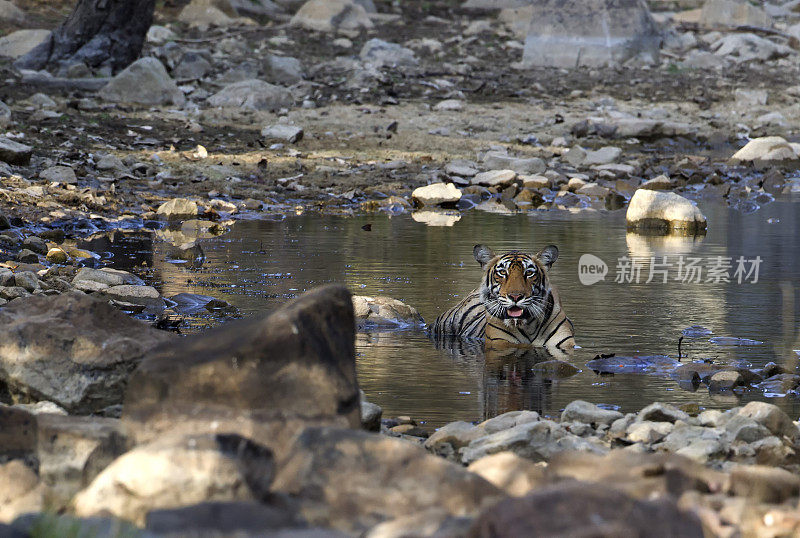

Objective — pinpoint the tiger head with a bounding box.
[474,244,559,324]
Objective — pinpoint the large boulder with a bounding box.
[731,136,799,162]
[521,0,660,68]
[272,426,503,533]
[207,79,294,111]
[98,57,185,106]
[468,481,704,536]
[0,29,50,59]
[0,293,174,413]
[290,0,373,33]
[626,189,707,234]
[123,285,361,458]
[73,433,274,526]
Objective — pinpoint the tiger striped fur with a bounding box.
[430,244,575,354]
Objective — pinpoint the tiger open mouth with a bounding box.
[506,306,525,318]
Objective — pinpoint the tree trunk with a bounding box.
[14,0,156,75]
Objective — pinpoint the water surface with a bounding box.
[138,201,800,427]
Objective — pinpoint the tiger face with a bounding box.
[474,244,559,325]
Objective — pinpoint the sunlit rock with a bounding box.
[351,295,424,329]
[411,183,462,207]
[290,0,372,34]
[626,189,707,234]
[731,136,797,162]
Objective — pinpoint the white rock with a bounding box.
[207,79,293,111]
[584,146,621,165]
[0,29,50,59]
[445,161,479,177]
[412,183,462,206]
[734,88,768,107]
[711,33,792,63]
[290,0,373,33]
[178,0,240,27]
[0,1,25,24]
[433,99,464,111]
[640,174,673,190]
[261,124,304,143]
[146,25,178,44]
[731,136,797,162]
[467,452,545,497]
[99,57,185,106]
[360,38,418,67]
[626,189,707,233]
[471,169,517,187]
[483,152,545,175]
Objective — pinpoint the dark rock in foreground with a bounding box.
[123,284,361,458]
[0,293,174,413]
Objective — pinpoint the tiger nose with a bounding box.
[508,294,523,303]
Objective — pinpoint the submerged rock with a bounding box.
[626,189,707,234]
[352,295,424,329]
[521,0,660,68]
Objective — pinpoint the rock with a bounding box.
[0,460,47,523]
[530,360,579,379]
[472,169,517,188]
[46,247,69,264]
[99,57,184,106]
[626,421,673,444]
[425,421,483,453]
[290,0,373,33]
[39,165,77,184]
[0,29,50,59]
[0,293,173,413]
[178,0,240,27]
[725,415,771,443]
[460,419,607,464]
[360,401,381,431]
[564,146,587,166]
[0,100,10,128]
[659,422,726,463]
[74,433,274,526]
[13,271,40,292]
[265,54,303,84]
[729,465,800,503]
[446,161,479,177]
[173,51,212,80]
[360,38,418,68]
[641,174,673,190]
[207,79,294,111]
[123,285,360,457]
[731,136,797,162]
[562,400,623,426]
[734,88,768,107]
[0,1,25,24]
[103,285,166,312]
[638,402,689,423]
[576,183,609,197]
[273,426,502,533]
[467,452,546,497]
[0,137,33,165]
[483,152,545,175]
[21,236,46,255]
[229,0,286,17]
[700,0,770,27]
[711,33,792,63]
[736,401,798,439]
[156,198,199,220]
[433,99,464,111]
[412,183,462,206]
[708,370,743,391]
[468,481,703,536]
[584,146,621,165]
[146,25,177,45]
[522,0,660,68]
[351,295,424,328]
[626,189,707,234]
[72,267,145,288]
[463,0,531,8]
[261,124,304,143]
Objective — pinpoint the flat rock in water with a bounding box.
[586,354,679,375]
[521,0,660,68]
[99,57,185,106]
[411,183,462,206]
[709,336,763,346]
[123,285,361,459]
[0,293,173,413]
[351,295,424,329]
[682,325,713,338]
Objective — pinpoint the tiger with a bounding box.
[430,244,575,355]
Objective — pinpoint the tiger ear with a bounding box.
[536,245,559,269]
[473,244,495,269]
